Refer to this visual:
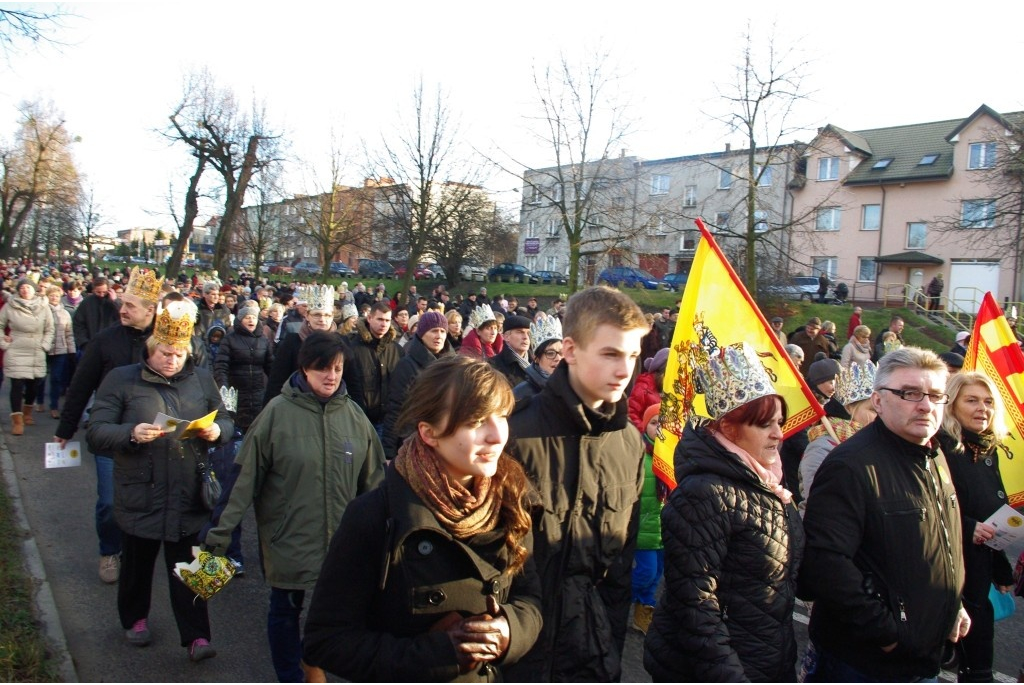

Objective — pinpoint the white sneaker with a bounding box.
[99,555,120,584]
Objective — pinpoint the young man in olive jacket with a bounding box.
[799,347,970,682]
[504,286,648,682]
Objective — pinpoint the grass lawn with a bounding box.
[0,481,58,682]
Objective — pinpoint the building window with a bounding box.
[683,185,697,207]
[818,157,839,180]
[962,199,996,228]
[547,219,559,237]
[812,257,837,279]
[718,168,733,190]
[872,158,893,170]
[524,256,537,270]
[862,204,881,231]
[612,196,625,209]
[919,154,939,166]
[714,211,730,229]
[651,215,667,234]
[546,255,558,271]
[680,231,697,251]
[968,142,997,170]
[815,207,841,231]
[755,165,773,186]
[754,210,769,232]
[552,184,563,203]
[526,185,542,204]
[857,258,877,282]
[526,220,537,237]
[907,222,927,249]
[650,174,670,195]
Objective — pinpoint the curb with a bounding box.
[0,434,79,683]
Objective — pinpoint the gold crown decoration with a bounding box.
[468,304,496,330]
[530,314,563,352]
[125,267,164,303]
[306,284,336,313]
[259,296,273,311]
[153,299,198,349]
[219,385,238,413]
[173,546,236,600]
[695,342,778,420]
[835,360,877,407]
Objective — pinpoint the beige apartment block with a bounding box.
[788,104,1024,311]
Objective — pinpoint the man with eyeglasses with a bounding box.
[799,347,969,682]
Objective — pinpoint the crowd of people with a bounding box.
[3,256,1020,682]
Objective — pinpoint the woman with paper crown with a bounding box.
[511,314,562,406]
[304,356,542,682]
[262,284,338,407]
[644,342,804,682]
[798,360,878,513]
[86,297,233,663]
[458,304,504,359]
[936,372,1013,682]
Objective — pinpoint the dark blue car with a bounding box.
[597,266,660,290]
[660,272,688,291]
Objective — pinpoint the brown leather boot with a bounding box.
[10,412,24,436]
[23,405,34,426]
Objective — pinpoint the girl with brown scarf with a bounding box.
[303,356,543,682]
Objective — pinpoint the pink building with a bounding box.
[789,105,1024,312]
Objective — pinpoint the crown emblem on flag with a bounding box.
[125,267,164,303]
[468,304,496,330]
[530,315,562,352]
[835,360,877,407]
[306,285,336,313]
[152,299,197,349]
[219,386,238,413]
[695,342,777,420]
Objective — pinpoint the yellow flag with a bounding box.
[652,219,823,489]
[964,292,1024,510]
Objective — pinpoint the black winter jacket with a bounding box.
[57,322,152,441]
[799,419,965,681]
[380,335,454,459]
[643,424,804,682]
[214,320,274,431]
[71,292,119,349]
[303,463,543,682]
[504,362,644,682]
[511,364,548,409]
[86,360,233,541]
[262,321,338,407]
[489,345,529,388]
[343,318,403,426]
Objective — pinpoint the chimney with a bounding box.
[725,143,731,153]
[620,148,626,158]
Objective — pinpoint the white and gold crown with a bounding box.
[835,360,877,407]
[292,286,309,305]
[153,299,198,349]
[259,296,273,311]
[696,342,777,420]
[530,315,562,352]
[468,304,496,330]
[219,385,238,413]
[125,267,164,303]
[306,285,336,313]
[340,303,358,321]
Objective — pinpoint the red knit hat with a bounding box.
[641,403,662,431]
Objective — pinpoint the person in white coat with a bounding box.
[0,279,54,434]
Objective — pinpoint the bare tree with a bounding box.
[0,100,80,257]
[701,25,817,294]
[426,184,501,286]
[163,150,209,279]
[0,6,72,60]
[165,69,280,274]
[364,79,487,291]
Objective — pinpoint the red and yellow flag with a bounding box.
[652,219,823,489]
[964,292,1024,509]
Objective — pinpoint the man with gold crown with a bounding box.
[87,295,233,663]
[55,267,163,585]
[263,284,338,406]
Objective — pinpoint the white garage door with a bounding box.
[948,261,1000,314]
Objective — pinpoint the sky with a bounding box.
[2,1,1024,237]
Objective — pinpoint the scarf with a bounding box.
[850,338,871,356]
[394,433,501,540]
[808,417,862,444]
[711,431,792,505]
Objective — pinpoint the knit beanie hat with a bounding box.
[806,358,841,387]
[238,302,260,320]
[641,403,662,431]
[644,347,670,373]
[416,311,448,336]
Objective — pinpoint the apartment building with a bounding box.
[788,104,1024,310]
[518,145,798,285]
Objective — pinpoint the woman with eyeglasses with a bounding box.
[512,315,562,407]
[936,372,1013,682]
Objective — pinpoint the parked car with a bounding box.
[293,261,323,277]
[488,262,539,284]
[766,276,826,301]
[458,262,487,282]
[329,261,356,277]
[534,270,568,285]
[660,272,689,291]
[357,258,396,279]
[597,266,660,290]
[267,261,294,276]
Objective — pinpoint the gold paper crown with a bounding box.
[307,285,336,313]
[835,360,877,407]
[153,299,198,349]
[530,314,562,352]
[125,267,164,303]
[259,296,273,310]
[695,342,777,420]
[468,304,496,330]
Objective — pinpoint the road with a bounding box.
[2,396,1023,682]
